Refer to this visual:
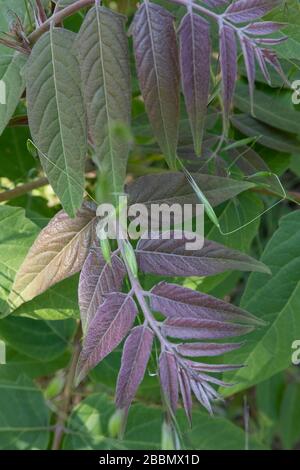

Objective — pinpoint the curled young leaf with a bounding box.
[131,1,180,169]
[8,202,97,312]
[79,249,126,333]
[76,5,131,198]
[116,325,154,412]
[76,293,138,384]
[26,28,87,217]
[179,12,211,155]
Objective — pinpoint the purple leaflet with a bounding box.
[239,35,255,113]
[178,368,192,425]
[159,350,179,413]
[219,23,237,126]
[176,341,244,357]
[187,360,243,373]
[136,231,270,277]
[150,281,263,325]
[261,48,288,84]
[255,47,271,84]
[224,0,281,24]
[190,379,212,414]
[130,1,180,169]
[244,21,284,36]
[179,12,211,155]
[161,317,254,340]
[255,37,288,46]
[76,293,138,384]
[116,325,154,411]
[127,171,255,208]
[79,248,126,333]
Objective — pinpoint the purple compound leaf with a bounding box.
[150,281,263,325]
[224,0,281,24]
[76,293,138,384]
[219,23,237,127]
[159,350,179,413]
[161,317,254,340]
[179,12,211,155]
[244,21,285,36]
[136,231,270,277]
[176,341,244,358]
[116,325,154,412]
[79,249,126,333]
[239,35,255,113]
[178,368,192,425]
[130,1,180,169]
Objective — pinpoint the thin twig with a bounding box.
[51,324,82,451]
[0,177,48,202]
[28,0,95,43]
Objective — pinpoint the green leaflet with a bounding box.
[0,53,27,136]
[26,28,87,217]
[0,1,28,135]
[76,6,131,200]
[0,375,50,450]
[279,383,300,449]
[222,211,300,395]
[0,346,70,381]
[0,126,36,180]
[231,113,300,154]
[0,206,39,317]
[0,316,75,362]
[234,81,300,135]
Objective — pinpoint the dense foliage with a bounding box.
[0,0,299,451]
